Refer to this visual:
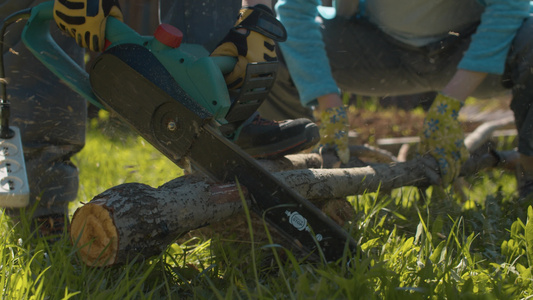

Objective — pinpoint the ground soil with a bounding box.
[346,94,515,146]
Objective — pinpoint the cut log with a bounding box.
[464,116,515,152]
[349,144,397,163]
[70,152,513,266]
[372,117,517,157]
[258,153,323,172]
[70,177,248,266]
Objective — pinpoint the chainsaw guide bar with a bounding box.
[89,44,359,262]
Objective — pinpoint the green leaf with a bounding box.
[525,206,533,267]
[462,277,474,294]
[501,240,509,257]
[511,218,525,238]
[414,222,424,245]
[430,240,446,265]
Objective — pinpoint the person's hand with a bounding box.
[53,0,123,52]
[418,92,469,186]
[316,106,350,164]
[210,5,287,89]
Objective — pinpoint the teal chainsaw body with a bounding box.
[17,1,360,262]
[22,1,237,123]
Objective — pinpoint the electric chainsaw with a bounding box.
[17,1,359,262]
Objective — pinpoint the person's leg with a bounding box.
[505,17,533,199]
[1,1,86,229]
[263,13,514,121]
[159,0,242,52]
[121,0,160,35]
[160,0,320,158]
[322,17,461,96]
[261,15,477,121]
[258,58,314,120]
[325,16,507,97]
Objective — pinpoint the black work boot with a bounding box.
[232,113,320,159]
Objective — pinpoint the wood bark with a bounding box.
[70,176,248,266]
[463,116,515,152]
[375,116,516,158]
[70,112,518,267]
[70,150,514,266]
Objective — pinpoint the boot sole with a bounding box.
[243,123,320,159]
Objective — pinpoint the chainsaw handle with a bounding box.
[21,1,237,109]
[210,56,239,75]
[22,1,101,108]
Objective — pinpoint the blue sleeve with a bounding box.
[458,0,530,74]
[275,0,340,107]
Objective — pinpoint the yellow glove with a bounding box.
[418,93,469,186]
[317,106,350,164]
[53,0,123,52]
[211,5,287,89]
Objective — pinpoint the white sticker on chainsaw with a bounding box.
[285,210,323,241]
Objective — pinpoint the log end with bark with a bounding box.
[70,202,119,266]
[70,178,248,267]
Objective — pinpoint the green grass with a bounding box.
[74,111,184,206]
[1,114,532,299]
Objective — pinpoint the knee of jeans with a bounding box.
[507,18,533,80]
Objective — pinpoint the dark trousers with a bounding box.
[159,0,242,52]
[259,16,533,157]
[0,0,245,217]
[1,0,86,217]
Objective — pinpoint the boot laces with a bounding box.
[250,115,281,126]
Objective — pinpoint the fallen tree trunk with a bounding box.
[70,151,514,266]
